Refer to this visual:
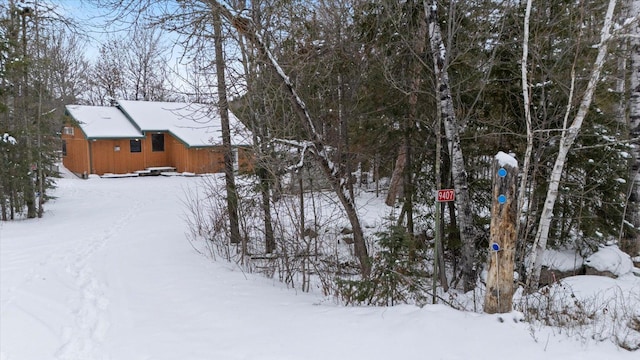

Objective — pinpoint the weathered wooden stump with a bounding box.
[484,152,518,314]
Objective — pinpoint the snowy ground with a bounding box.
[1,174,637,360]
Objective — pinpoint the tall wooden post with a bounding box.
[484,152,518,314]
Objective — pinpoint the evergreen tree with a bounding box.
[0,1,84,220]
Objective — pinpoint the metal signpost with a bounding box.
[433,188,455,303]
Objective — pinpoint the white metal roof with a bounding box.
[66,101,253,147]
[117,100,253,147]
[65,105,144,139]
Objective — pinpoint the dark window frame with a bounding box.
[130,139,142,153]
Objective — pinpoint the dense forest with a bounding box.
[1,0,639,304]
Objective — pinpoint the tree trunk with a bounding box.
[0,183,6,221]
[526,0,618,290]
[517,0,534,254]
[212,6,242,247]
[385,7,427,223]
[385,144,406,207]
[20,8,36,219]
[484,153,518,314]
[234,7,276,254]
[261,167,276,253]
[404,12,427,237]
[434,95,449,292]
[624,0,640,256]
[424,0,477,291]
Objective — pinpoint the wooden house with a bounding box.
[62,100,253,176]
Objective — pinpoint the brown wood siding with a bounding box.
[179,146,253,174]
[62,126,255,175]
[61,126,90,175]
[169,140,225,174]
[168,137,189,172]
[91,139,145,175]
[237,147,254,173]
[187,147,225,173]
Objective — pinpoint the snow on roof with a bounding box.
[116,100,252,147]
[65,105,144,139]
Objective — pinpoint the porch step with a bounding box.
[135,166,177,176]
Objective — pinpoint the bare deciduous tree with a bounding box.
[204,0,372,277]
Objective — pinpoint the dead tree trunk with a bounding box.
[385,145,406,207]
[484,153,518,314]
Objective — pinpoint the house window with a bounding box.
[130,139,141,153]
[63,127,74,136]
[151,133,164,152]
[62,140,67,156]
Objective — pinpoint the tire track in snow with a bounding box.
[55,199,147,360]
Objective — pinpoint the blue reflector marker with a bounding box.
[498,194,507,204]
[498,168,507,177]
[491,242,501,251]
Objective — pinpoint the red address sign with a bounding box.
[436,189,455,202]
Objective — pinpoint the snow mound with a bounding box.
[542,249,584,272]
[584,245,633,277]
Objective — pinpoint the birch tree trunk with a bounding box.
[517,0,534,260]
[526,0,619,290]
[208,1,371,277]
[624,0,640,255]
[424,0,477,291]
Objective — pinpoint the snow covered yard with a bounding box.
[0,175,637,360]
